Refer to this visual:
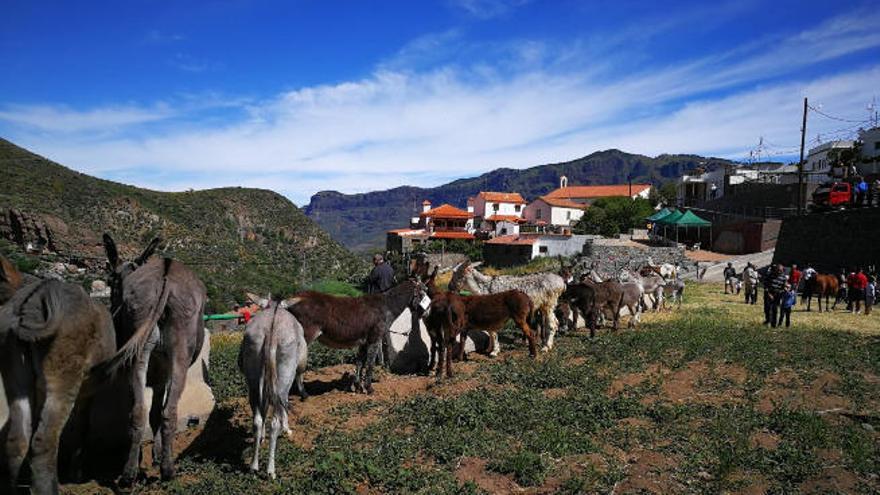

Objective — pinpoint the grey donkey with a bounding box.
[100,234,207,485]
[0,256,116,494]
[238,302,307,478]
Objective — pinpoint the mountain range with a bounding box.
[305,150,739,252]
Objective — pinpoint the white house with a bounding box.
[805,140,855,182]
[483,233,591,267]
[858,126,880,176]
[523,196,585,226]
[472,191,527,236]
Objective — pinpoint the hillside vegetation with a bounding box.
[0,138,367,311]
[305,150,772,251]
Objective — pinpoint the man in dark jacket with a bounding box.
[723,262,737,294]
[763,263,787,328]
[367,253,395,294]
[367,253,396,367]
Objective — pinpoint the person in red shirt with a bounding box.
[789,264,801,291]
[850,268,869,314]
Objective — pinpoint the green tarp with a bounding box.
[646,208,674,222]
[665,210,711,227]
[655,209,684,225]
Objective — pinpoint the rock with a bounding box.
[90,280,111,298]
[387,308,492,374]
[862,423,875,432]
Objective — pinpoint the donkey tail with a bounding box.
[1,279,72,342]
[94,258,173,378]
[261,302,287,426]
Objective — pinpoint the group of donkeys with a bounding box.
[0,236,686,492]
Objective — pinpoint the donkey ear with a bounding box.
[428,265,438,281]
[103,233,120,268]
[135,237,162,266]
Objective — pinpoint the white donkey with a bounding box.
[238,302,308,479]
[450,262,565,353]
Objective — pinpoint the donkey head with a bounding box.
[103,234,162,310]
[406,277,429,312]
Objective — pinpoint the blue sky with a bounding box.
[2,0,879,205]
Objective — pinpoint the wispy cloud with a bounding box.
[449,0,532,19]
[143,29,185,45]
[1,8,879,206]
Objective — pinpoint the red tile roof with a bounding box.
[545,184,651,200]
[430,231,475,240]
[485,214,526,223]
[478,191,527,204]
[420,203,473,218]
[486,234,536,245]
[537,196,586,209]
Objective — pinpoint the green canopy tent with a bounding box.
[646,207,674,222]
[656,209,712,248]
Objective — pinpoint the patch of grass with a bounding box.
[488,449,549,486]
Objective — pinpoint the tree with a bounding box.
[573,197,654,237]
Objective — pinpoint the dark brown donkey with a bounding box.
[422,267,537,377]
[1,256,116,494]
[285,278,427,394]
[101,235,207,484]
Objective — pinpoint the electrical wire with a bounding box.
[807,104,872,124]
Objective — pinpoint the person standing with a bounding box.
[723,262,737,294]
[778,283,796,328]
[367,253,396,367]
[743,262,759,304]
[764,264,787,327]
[873,179,880,207]
[856,178,868,207]
[789,264,801,294]
[850,268,868,314]
[866,276,876,315]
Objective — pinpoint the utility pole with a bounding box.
[797,97,808,215]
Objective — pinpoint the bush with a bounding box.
[573,197,653,237]
[306,279,363,297]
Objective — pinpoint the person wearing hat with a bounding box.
[367,253,395,295]
[723,262,737,294]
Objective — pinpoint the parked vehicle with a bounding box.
[811,181,852,210]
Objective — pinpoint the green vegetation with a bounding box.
[0,139,368,313]
[159,283,880,494]
[417,239,483,262]
[573,196,654,237]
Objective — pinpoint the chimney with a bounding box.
[422,200,431,213]
[560,175,569,188]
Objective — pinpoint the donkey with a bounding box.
[581,270,643,328]
[285,278,427,394]
[450,261,564,353]
[622,269,665,311]
[101,234,207,484]
[558,283,599,338]
[238,302,307,479]
[423,267,537,370]
[0,257,116,494]
[804,273,839,312]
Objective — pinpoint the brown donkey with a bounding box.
[101,234,207,484]
[286,278,427,394]
[1,256,116,494]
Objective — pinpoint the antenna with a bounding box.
[868,97,878,127]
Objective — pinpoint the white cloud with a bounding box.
[449,0,532,19]
[2,8,879,206]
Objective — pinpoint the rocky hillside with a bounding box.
[0,138,367,312]
[305,150,742,252]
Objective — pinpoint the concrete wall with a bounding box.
[580,239,692,274]
[534,235,590,258]
[773,208,880,272]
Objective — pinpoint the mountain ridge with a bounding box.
[0,138,368,311]
[305,149,757,251]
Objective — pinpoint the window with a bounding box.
[539,246,548,254]
[500,228,507,235]
[492,203,499,211]
[566,211,571,220]
[536,209,542,219]
[515,204,521,212]
[875,141,880,150]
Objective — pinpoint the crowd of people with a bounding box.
[723,261,876,328]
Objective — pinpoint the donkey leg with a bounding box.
[266,416,280,480]
[435,338,445,381]
[4,394,32,492]
[250,408,263,473]
[30,375,83,495]
[158,356,189,481]
[149,374,168,468]
[540,305,557,352]
[489,332,500,357]
[363,342,380,394]
[445,335,454,379]
[121,346,152,486]
[351,345,367,393]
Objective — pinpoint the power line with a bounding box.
[807,104,871,124]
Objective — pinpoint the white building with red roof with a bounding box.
[523,196,586,227]
[386,200,475,253]
[472,191,528,236]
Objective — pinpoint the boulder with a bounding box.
[386,308,492,374]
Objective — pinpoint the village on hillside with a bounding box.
[387,126,880,268]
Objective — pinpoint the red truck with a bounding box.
[810,181,852,210]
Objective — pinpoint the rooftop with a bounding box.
[420,203,474,219]
[486,234,536,245]
[545,183,652,199]
[485,214,527,223]
[478,191,527,204]
[537,196,586,209]
[430,231,475,240]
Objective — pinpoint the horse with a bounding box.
[238,302,307,479]
[285,278,427,394]
[449,261,564,352]
[101,234,208,484]
[0,256,116,494]
[804,273,839,312]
